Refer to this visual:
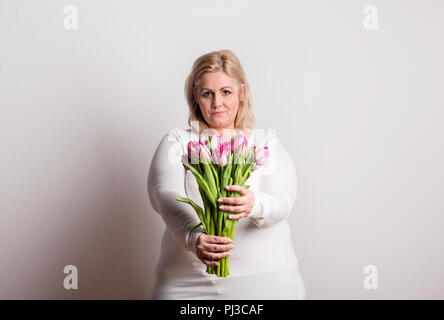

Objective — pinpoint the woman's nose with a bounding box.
[212,92,223,107]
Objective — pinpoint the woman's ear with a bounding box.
[239,83,246,99]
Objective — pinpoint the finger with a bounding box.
[218,196,243,205]
[228,212,248,220]
[204,250,231,261]
[202,259,219,267]
[220,204,248,213]
[225,185,246,195]
[202,242,232,252]
[206,235,232,244]
[207,243,235,252]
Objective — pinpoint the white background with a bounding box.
[0,0,443,299]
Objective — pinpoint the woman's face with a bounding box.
[197,71,245,136]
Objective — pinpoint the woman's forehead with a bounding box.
[200,71,238,86]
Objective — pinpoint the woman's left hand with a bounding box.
[217,185,254,220]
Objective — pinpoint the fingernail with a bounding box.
[218,199,222,202]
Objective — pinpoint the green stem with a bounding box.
[209,161,219,190]
[240,163,253,185]
[217,205,223,236]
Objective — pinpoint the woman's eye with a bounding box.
[201,91,230,97]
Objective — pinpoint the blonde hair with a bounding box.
[184,49,255,138]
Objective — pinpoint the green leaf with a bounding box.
[203,164,218,202]
[183,163,216,206]
[192,222,203,231]
[209,161,219,190]
[176,197,207,233]
[241,163,253,184]
[240,167,252,185]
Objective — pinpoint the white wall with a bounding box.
[0,0,443,299]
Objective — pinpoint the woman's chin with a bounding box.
[209,120,229,127]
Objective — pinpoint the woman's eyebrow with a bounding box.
[201,86,233,92]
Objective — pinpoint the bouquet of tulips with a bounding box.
[176,130,269,277]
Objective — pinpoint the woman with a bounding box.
[148,49,306,299]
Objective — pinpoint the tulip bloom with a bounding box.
[255,146,269,165]
[232,134,248,164]
[187,141,201,165]
[199,142,212,164]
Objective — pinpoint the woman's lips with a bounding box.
[212,111,225,116]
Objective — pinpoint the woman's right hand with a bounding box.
[196,234,235,267]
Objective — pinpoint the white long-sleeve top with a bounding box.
[148,127,306,299]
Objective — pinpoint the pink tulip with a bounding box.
[209,134,222,165]
[232,134,248,164]
[209,134,221,151]
[199,142,212,164]
[188,141,201,165]
[222,141,231,157]
[199,135,208,148]
[214,148,226,166]
[219,141,232,166]
[237,130,247,138]
[254,146,269,168]
[209,139,230,166]
[212,148,222,166]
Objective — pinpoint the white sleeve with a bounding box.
[248,136,298,228]
[147,129,204,257]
